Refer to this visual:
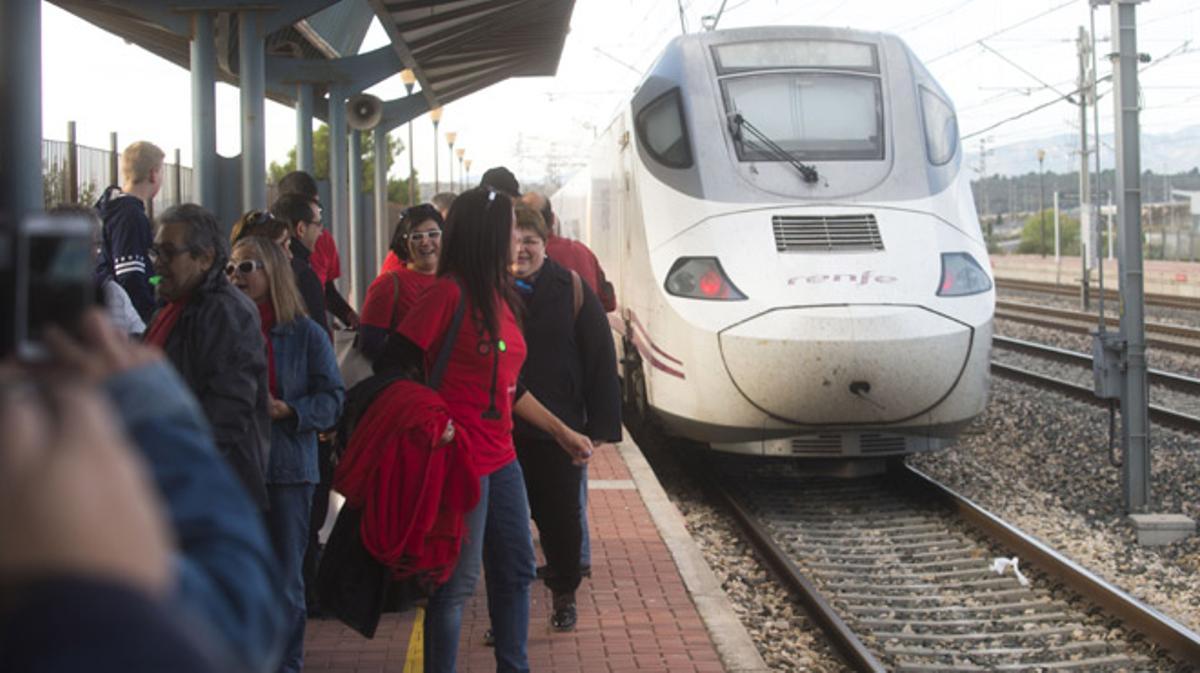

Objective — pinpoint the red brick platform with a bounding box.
[303,442,727,672]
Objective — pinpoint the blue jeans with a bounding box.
[265,483,315,673]
[425,459,535,673]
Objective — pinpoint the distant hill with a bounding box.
[964,125,1200,179]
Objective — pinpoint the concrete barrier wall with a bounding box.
[992,254,1200,298]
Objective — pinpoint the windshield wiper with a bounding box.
[728,113,820,184]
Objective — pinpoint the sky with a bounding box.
[40,0,1200,185]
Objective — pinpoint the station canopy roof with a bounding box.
[48,0,576,109]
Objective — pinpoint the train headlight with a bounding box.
[937,252,992,297]
[665,257,747,300]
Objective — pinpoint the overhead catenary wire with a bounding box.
[927,0,1081,64]
[962,40,1196,141]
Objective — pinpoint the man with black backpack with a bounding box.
[95,141,164,324]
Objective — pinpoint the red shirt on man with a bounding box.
[311,229,341,286]
[545,234,615,312]
[398,278,527,476]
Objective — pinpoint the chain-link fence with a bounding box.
[42,138,194,213]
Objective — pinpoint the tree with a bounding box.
[1017,209,1083,256]
[268,124,407,195]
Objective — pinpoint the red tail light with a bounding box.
[665,257,747,301]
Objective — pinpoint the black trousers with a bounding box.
[303,436,335,610]
[515,436,583,598]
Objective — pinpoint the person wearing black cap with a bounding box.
[479,166,521,198]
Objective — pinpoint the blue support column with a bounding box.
[296,83,314,173]
[374,127,389,274]
[348,129,364,306]
[239,11,266,210]
[1,0,43,228]
[327,85,349,293]
[190,12,217,209]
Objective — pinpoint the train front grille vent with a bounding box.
[772,214,884,253]
[860,434,908,454]
[790,435,843,456]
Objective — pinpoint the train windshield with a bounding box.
[713,39,883,162]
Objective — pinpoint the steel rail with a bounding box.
[904,465,1200,665]
[996,299,1200,340]
[995,303,1200,357]
[993,334,1200,395]
[990,361,1200,434]
[996,277,1200,311]
[700,460,888,673]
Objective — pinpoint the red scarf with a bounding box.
[257,301,278,397]
[143,299,187,348]
[334,380,480,586]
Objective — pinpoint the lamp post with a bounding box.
[464,158,472,190]
[445,131,457,193]
[456,147,466,191]
[1037,148,1047,258]
[400,69,416,205]
[430,106,444,192]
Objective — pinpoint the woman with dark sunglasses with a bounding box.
[357,204,446,362]
[228,236,345,673]
[230,210,292,261]
[394,186,593,673]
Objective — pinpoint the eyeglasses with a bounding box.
[148,243,189,263]
[407,230,442,243]
[224,259,265,276]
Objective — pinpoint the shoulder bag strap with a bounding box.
[429,277,467,390]
[570,270,583,322]
[386,271,402,331]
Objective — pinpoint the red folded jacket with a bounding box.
[334,380,480,586]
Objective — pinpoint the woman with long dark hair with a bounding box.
[397,186,593,673]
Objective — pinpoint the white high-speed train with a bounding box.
[553,26,994,458]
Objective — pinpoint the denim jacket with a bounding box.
[104,362,284,673]
[269,316,345,484]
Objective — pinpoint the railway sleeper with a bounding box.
[771,515,937,529]
[815,567,1005,583]
[872,623,1090,642]
[803,557,984,573]
[885,638,1114,660]
[777,527,951,542]
[833,587,1035,605]
[790,539,975,555]
[893,653,1145,672]
[847,599,1057,618]
[858,611,1071,630]
[822,576,1026,593]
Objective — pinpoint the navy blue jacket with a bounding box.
[103,361,284,672]
[95,186,156,322]
[513,258,622,443]
[268,316,345,484]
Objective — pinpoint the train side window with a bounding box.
[920,86,958,166]
[636,88,693,169]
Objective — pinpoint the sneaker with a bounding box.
[550,603,577,632]
[483,628,495,647]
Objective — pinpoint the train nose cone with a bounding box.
[718,305,976,424]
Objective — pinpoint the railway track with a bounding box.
[996,277,1200,312]
[705,458,1200,672]
[993,334,1200,397]
[994,299,1200,356]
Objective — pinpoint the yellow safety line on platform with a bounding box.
[402,607,424,672]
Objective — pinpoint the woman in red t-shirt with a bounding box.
[358,205,445,362]
[397,186,592,673]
